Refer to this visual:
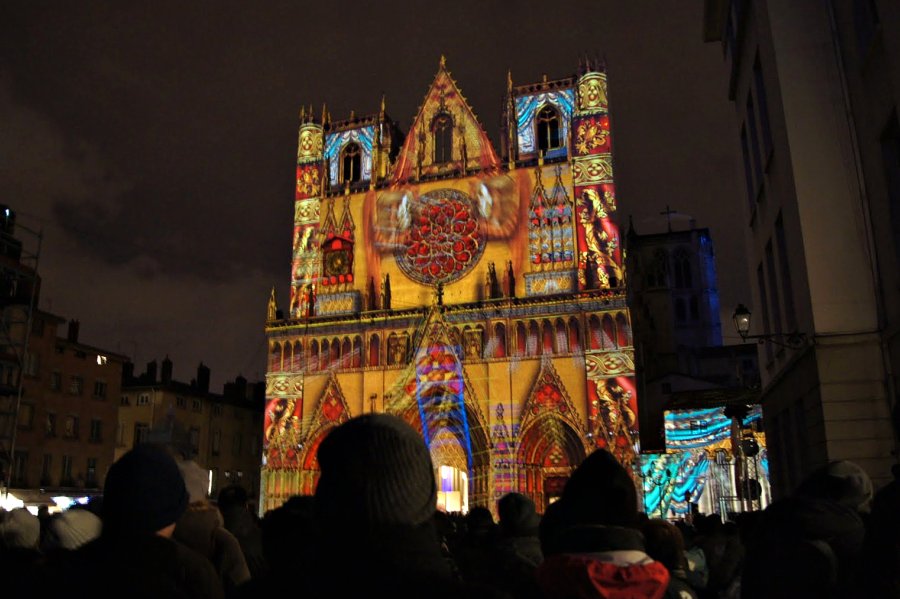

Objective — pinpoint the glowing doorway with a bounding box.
[431,427,469,514]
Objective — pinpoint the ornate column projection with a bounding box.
[291,110,325,318]
[571,69,624,290]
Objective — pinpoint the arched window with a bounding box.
[340,142,361,184]
[341,337,352,369]
[555,319,568,354]
[368,334,380,367]
[527,321,540,356]
[352,336,362,368]
[602,315,616,349]
[568,317,582,353]
[270,342,283,372]
[615,313,630,347]
[494,323,507,358]
[537,104,561,153]
[589,315,602,350]
[650,249,669,288]
[292,341,303,371]
[515,322,527,357]
[542,321,554,354]
[309,340,319,372]
[330,338,340,368]
[432,112,453,164]
[673,248,692,288]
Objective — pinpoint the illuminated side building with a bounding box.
[262,58,637,514]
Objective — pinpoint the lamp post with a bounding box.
[732,304,807,348]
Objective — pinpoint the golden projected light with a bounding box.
[297,125,324,161]
[577,73,608,112]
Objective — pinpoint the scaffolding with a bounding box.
[0,207,43,497]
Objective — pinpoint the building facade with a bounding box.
[627,223,767,517]
[703,0,900,493]
[262,59,637,513]
[12,317,126,500]
[0,206,128,509]
[119,359,265,500]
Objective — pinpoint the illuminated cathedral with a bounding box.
[261,57,637,514]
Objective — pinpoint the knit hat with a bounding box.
[498,492,541,536]
[0,507,40,549]
[560,449,638,527]
[177,459,210,504]
[797,460,874,513]
[315,414,436,529]
[102,443,189,534]
[49,508,102,549]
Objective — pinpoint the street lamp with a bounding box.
[732,304,807,348]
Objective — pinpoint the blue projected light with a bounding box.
[324,126,375,186]
[414,344,474,474]
[641,406,767,518]
[516,89,575,158]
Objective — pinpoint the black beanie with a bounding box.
[102,443,189,534]
[498,492,541,536]
[561,449,638,527]
[315,414,437,529]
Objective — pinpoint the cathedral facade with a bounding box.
[262,58,637,514]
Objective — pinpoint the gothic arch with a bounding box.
[309,339,319,372]
[568,317,582,352]
[517,359,591,509]
[298,374,352,492]
[270,342,283,372]
[615,312,630,347]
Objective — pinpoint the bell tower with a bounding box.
[291,108,326,318]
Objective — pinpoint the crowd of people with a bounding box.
[0,412,898,598]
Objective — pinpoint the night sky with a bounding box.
[0,1,747,389]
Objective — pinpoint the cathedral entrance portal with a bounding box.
[430,427,469,514]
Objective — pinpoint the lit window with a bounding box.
[96,355,108,365]
[537,104,562,153]
[340,142,362,184]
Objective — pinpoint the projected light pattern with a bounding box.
[324,126,375,186]
[516,89,575,158]
[641,450,710,518]
[640,406,768,518]
[665,406,762,450]
[415,343,473,471]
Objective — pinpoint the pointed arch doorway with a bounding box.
[430,427,469,514]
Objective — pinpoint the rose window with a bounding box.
[395,188,485,285]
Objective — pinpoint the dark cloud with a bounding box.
[0,0,749,387]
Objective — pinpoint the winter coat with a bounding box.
[174,502,251,596]
[536,525,670,599]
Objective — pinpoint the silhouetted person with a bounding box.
[741,460,871,599]
[42,443,223,599]
[488,492,543,599]
[642,519,699,599]
[217,484,266,580]
[304,413,505,599]
[174,459,250,597]
[536,449,671,598]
